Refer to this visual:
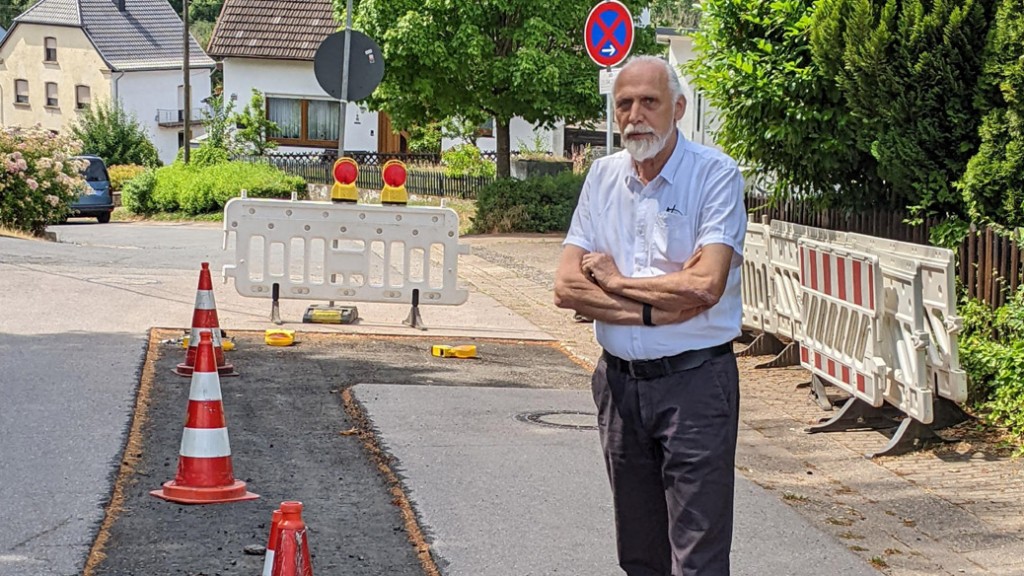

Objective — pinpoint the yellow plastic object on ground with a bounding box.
[265,329,296,347]
[430,344,477,358]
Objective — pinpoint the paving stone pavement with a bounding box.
[459,235,1024,576]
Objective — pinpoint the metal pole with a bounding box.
[183,0,191,164]
[606,66,613,156]
[338,0,353,156]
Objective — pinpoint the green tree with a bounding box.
[71,100,160,167]
[0,0,34,30]
[407,122,443,154]
[687,0,881,206]
[959,0,1024,228]
[811,0,994,219]
[349,0,658,178]
[168,0,225,22]
[201,93,237,151]
[232,89,278,155]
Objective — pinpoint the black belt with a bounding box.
[603,343,733,380]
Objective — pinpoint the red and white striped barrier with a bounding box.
[797,238,887,408]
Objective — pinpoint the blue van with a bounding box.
[71,155,114,223]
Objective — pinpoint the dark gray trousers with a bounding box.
[592,351,740,576]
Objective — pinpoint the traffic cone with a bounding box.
[175,262,237,377]
[151,331,258,505]
[271,501,314,576]
[262,509,283,576]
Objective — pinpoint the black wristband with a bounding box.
[642,303,654,327]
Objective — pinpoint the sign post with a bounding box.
[585,0,634,156]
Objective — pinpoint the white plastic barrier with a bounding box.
[844,234,967,404]
[768,222,848,341]
[222,198,470,305]
[741,220,775,333]
[797,238,887,407]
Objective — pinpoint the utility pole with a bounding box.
[183,0,191,164]
[337,0,353,157]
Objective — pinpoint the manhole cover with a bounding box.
[516,410,598,431]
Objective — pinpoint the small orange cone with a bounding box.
[151,331,258,504]
[271,501,314,576]
[175,262,237,377]
[262,509,283,576]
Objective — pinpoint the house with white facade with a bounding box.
[656,24,721,150]
[207,0,400,154]
[0,0,215,164]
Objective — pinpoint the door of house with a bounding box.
[377,112,407,154]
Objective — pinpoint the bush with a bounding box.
[108,164,146,192]
[121,161,306,216]
[958,287,1024,445]
[71,100,160,167]
[442,144,496,178]
[471,171,585,234]
[120,169,157,214]
[0,126,86,235]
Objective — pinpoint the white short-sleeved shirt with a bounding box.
[564,131,747,360]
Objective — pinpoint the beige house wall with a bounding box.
[0,23,111,130]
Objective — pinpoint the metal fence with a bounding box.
[236,151,493,199]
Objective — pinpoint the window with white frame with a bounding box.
[76,85,91,110]
[45,82,58,107]
[15,79,29,104]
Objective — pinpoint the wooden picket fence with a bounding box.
[749,201,1023,309]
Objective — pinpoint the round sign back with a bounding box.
[314,30,385,101]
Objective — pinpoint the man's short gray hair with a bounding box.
[616,55,686,103]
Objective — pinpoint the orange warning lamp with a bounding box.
[331,157,359,203]
[381,159,408,205]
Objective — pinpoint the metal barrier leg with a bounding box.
[931,397,972,430]
[403,288,426,331]
[271,283,282,325]
[754,341,800,369]
[735,330,757,345]
[736,332,786,357]
[801,374,834,411]
[869,418,950,459]
[805,397,901,434]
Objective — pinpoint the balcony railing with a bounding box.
[156,108,206,127]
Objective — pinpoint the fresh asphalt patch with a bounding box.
[89,331,588,576]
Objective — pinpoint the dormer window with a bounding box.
[44,37,57,62]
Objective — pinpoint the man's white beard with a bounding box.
[622,124,672,161]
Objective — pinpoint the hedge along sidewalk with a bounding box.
[458,234,1024,576]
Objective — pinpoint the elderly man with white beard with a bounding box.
[554,55,747,576]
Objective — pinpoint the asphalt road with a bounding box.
[1,220,883,576]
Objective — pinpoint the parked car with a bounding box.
[71,155,114,223]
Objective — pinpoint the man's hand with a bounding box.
[581,252,622,289]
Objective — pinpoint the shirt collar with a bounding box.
[622,129,686,191]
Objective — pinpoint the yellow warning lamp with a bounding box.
[380,159,408,205]
[331,157,359,203]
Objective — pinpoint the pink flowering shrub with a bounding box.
[0,127,87,236]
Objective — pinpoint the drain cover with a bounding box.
[516,410,598,431]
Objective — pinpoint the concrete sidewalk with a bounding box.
[459,234,1024,576]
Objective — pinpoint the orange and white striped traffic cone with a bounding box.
[175,262,237,377]
[151,331,258,504]
[271,501,314,576]
[262,508,283,576]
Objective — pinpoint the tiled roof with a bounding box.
[207,0,339,61]
[15,0,81,27]
[11,0,215,71]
